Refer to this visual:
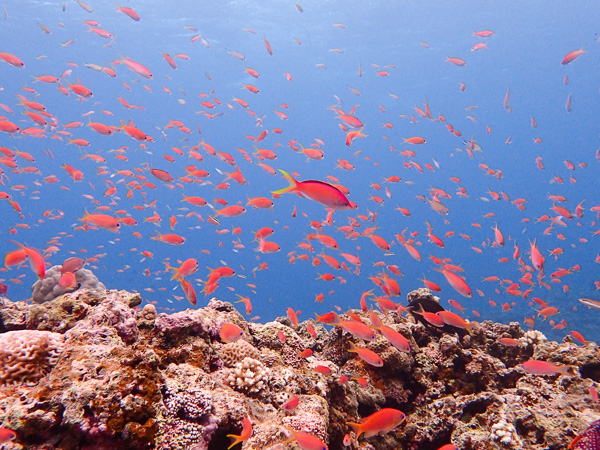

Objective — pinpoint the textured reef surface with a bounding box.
[0,287,597,449]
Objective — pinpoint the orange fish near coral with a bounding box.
[520,359,575,376]
[273,170,356,210]
[219,323,243,343]
[347,408,406,443]
[10,242,46,279]
[226,417,252,449]
[0,428,16,444]
[347,341,383,367]
[283,428,328,450]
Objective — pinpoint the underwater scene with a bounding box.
[0,0,599,448]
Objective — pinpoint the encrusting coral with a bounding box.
[0,287,596,449]
[31,265,106,304]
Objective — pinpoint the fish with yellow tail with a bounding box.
[272,170,357,210]
[346,408,406,443]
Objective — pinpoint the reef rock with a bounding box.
[0,287,596,449]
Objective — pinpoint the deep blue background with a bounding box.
[0,0,599,342]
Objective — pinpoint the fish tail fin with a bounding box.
[226,433,243,450]
[271,169,298,195]
[346,422,363,444]
[411,304,424,316]
[166,262,181,281]
[560,365,577,376]
[330,312,343,326]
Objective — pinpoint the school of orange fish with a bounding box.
[0,0,599,358]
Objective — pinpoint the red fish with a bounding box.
[446,57,466,66]
[283,394,299,411]
[436,266,472,298]
[0,53,24,68]
[10,242,46,279]
[117,4,141,21]
[348,341,383,367]
[116,55,153,79]
[0,428,16,444]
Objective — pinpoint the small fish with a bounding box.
[520,359,575,376]
[347,408,406,443]
[347,341,383,367]
[283,394,299,411]
[226,417,252,449]
[0,427,16,444]
[283,428,327,450]
[219,323,243,343]
[273,170,356,210]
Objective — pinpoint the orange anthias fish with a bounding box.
[272,170,356,210]
[347,408,406,443]
[10,242,46,279]
[561,48,585,65]
[0,427,16,444]
[219,323,243,343]
[79,209,121,233]
[283,428,328,450]
[226,417,252,449]
[347,341,383,367]
[520,359,575,376]
[167,258,198,280]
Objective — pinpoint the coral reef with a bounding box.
[0,287,597,449]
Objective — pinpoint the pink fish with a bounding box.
[273,170,356,210]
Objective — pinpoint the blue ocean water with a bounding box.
[0,0,598,342]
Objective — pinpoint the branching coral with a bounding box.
[223,357,270,394]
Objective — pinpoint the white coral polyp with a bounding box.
[0,330,65,385]
[490,417,523,448]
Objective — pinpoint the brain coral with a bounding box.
[0,330,65,384]
[31,265,106,304]
[219,339,260,367]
